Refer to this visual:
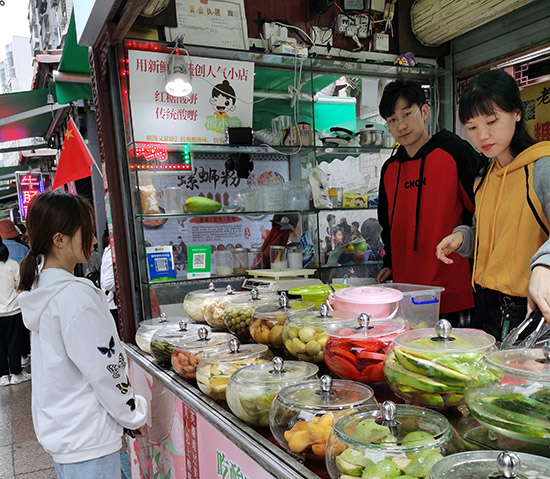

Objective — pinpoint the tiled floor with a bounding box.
[0,375,56,479]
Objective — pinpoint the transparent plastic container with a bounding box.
[135,313,186,354]
[200,285,247,329]
[429,450,550,479]
[465,343,550,445]
[385,320,495,408]
[226,357,318,427]
[183,283,224,323]
[196,339,272,401]
[270,375,376,461]
[171,328,235,380]
[326,401,463,479]
[149,320,211,364]
[325,314,406,383]
[283,305,356,363]
[222,288,278,341]
[249,295,316,349]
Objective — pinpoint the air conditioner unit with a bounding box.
[411,0,537,47]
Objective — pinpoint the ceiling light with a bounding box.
[165,35,193,97]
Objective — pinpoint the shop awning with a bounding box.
[54,11,93,105]
[0,88,68,146]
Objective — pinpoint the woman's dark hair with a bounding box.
[0,237,8,262]
[379,80,426,119]
[18,192,95,291]
[212,80,236,103]
[459,69,536,160]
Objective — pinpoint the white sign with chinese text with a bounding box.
[128,50,254,144]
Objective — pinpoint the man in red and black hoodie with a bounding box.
[377,80,479,325]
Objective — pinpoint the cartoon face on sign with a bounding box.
[209,80,237,119]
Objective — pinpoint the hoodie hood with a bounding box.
[393,129,457,162]
[494,141,550,175]
[19,268,98,332]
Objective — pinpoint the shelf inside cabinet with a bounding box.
[143,274,248,286]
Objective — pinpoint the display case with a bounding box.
[118,42,445,321]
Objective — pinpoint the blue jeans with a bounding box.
[54,451,121,479]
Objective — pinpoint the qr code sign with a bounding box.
[193,253,206,269]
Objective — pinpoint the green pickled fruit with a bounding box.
[353,418,393,443]
[394,348,468,384]
[401,431,435,446]
[404,449,444,477]
[361,459,401,479]
[335,457,364,476]
[340,448,371,467]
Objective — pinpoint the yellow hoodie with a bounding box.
[473,142,550,296]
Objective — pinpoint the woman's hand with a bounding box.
[377,267,392,283]
[528,265,550,324]
[436,232,464,265]
[134,424,147,438]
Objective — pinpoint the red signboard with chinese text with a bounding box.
[16,172,44,221]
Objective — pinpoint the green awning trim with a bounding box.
[0,89,50,119]
[55,11,93,104]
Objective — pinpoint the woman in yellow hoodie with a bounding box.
[436,69,550,340]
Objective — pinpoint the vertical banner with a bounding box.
[128,50,254,144]
[521,80,550,141]
[15,172,44,221]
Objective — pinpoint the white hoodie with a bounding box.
[18,268,147,464]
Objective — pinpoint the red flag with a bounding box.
[52,117,95,190]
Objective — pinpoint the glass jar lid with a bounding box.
[200,338,269,364]
[137,312,185,330]
[483,342,550,381]
[289,304,357,327]
[186,283,243,301]
[230,357,318,386]
[394,319,495,353]
[226,288,279,308]
[253,295,316,320]
[334,400,452,450]
[172,328,235,353]
[277,375,374,411]
[332,286,403,305]
[151,321,211,343]
[429,450,550,479]
[325,313,405,339]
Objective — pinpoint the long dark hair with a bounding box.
[459,69,536,167]
[0,237,8,262]
[18,192,95,291]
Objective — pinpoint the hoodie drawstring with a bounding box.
[389,161,403,231]
[413,155,427,251]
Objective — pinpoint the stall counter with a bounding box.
[125,343,326,479]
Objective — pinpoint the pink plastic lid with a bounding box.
[332,286,403,305]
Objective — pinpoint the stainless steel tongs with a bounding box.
[500,307,546,350]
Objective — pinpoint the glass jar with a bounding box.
[196,338,272,401]
[226,357,318,426]
[270,245,287,269]
[283,305,356,363]
[249,294,316,348]
[325,314,406,382]
[135,312,186,354]
[326,401,463,479]
[149,319,211,364]
[200,285,247,329]
[214,250,232,276]
[171,328,235,380]
[465,342,550,445]
[429,450,550,479]
[385,320,496,408]
[270,375,376,461]
[248,246,262,270]
[222,288,278,341]
[231,248,249,274]
[183,283,223,323]
[287,243,303,269]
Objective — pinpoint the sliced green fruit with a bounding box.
[404,449,444,477]
[353,418,394,443]
[336,456,364,476]
[385,352,458,393]
[402,431,435,446]
[340,448,371,467]
[394,348,469,384]
[391,456,412,471]
[361,459,402,479]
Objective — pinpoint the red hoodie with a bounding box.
[378,130,478,314]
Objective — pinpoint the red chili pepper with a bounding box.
[327,355,361,380]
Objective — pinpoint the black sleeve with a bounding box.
[449,137,480,205]
[377,162,392,269]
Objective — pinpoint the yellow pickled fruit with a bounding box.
[311,442,327,458]
[344,243,355,253]
[288,430,313,453]
[318,414,334,426]
[307,423,331,444]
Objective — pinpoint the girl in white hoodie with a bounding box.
[18,192,147,479]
